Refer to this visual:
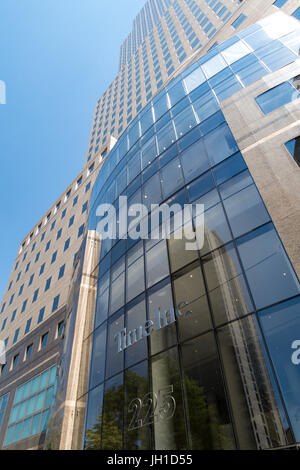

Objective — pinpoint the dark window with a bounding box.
[51,251,57,264]
[12,354,19,369]
[25,318,31,335]
[45,277,51,292]
[52,295,60,312]
[40,263,45,275]
[231,14,246,29]
[292,7,300,20]
[38,307,45,324]
[69,216,75,228]
[63,238,70,252]
[41,332,48,349]
[78,224,85,238]
[26,344,33,360]
[285,136,300,167]
[273,0,288,6]
[32,289,39,303]
[58,264,65,280]
[57,321,64,337]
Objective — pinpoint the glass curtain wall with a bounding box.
[83,14,300,450]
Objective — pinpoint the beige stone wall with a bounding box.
[0,157,103,360]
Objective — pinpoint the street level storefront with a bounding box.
[84,14,300,450]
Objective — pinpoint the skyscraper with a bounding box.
[0,0,300,450]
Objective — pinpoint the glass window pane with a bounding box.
[168,80,187,106]
[199,202,232,255]
[106,311,124,379]
[223,182,270,238]
[90,324,107,389]
[142,173,162,209]
[126,255,145,303]
[25,396,36,417]
[110,260,125,315]
[20,417,32,440]
[140,106,154,133]
[146,240,169,288]
[39,370,49,390]
[40,409,50,432]
[44,386,54,408]
[128,121,140,147]
[14,385,24,404]
[173,263,211,339]
[84,384,104,450]
[259,46,297,72]
[160,157,184,199]
[141,136,157,170]
[213,74,242,101]
[203,243,241,292]
[280,29,300,55]
[259,297,300,442]
[243,29,274,50]
[180,138,210,183]
[203,123,239,166]
[13,422,22,443]
[213,152,247,186]
[48,366,56,386]
[148,279,177,355]
[187,171,215,202]
[116,168,127,198]
[192,92,219,123]
[150,347,187,449]
[95,276,110,328]
[125,296,148,368]
[168,223,198,273]
[181,332,235,449]
[4,426,15,446]
[234,58,268,87]
[128,153,141,184]
[35,391,46,412]
[218,315,290,449]
[18,401,27,420]
[184,66,206,93]
[156,121,176,154]
[173,106,197,137]
[221,41,252,64]
[30,413,41,437]
[23,381,31,400]
[101,373,124,450]
[237,223,300,309]
[202,53,227,79]
[124,361,151,450]
[9,406,19,425]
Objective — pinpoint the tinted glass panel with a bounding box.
[181,332,235,449]
[237,224,300,309]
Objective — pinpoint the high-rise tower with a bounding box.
[0,0,300,450]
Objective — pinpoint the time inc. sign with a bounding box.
[114,302,191,353]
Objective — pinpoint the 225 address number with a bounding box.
[128,385,176,431]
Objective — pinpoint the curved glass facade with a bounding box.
[84,14,300,450]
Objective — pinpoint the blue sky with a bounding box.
[0,0,144,300]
